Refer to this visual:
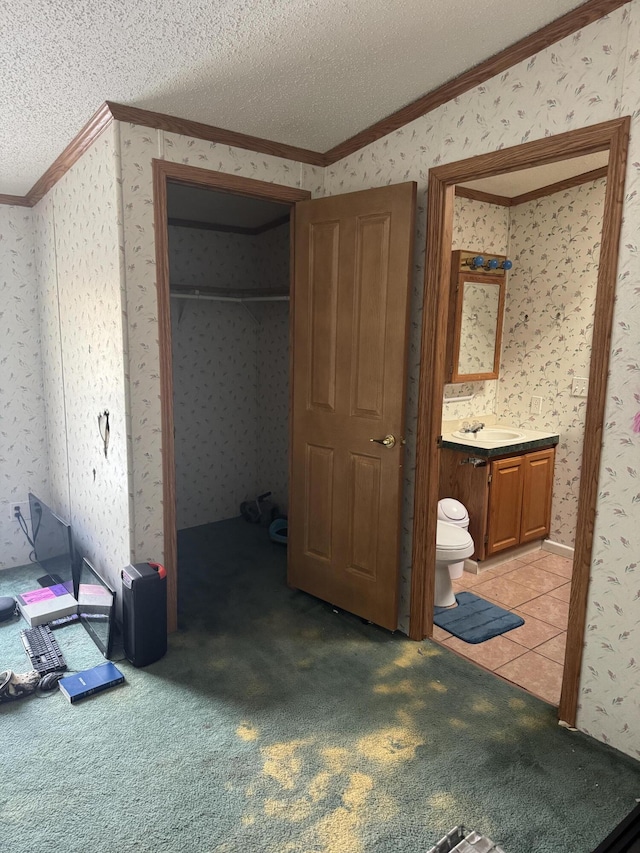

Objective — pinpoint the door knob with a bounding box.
[370,434,396,448]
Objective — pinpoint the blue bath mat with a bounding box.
[434,591,524,644]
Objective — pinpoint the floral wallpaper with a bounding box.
[172,300,259,527]
[323,4,639,755]
[0,206,49,569]
[33,196,70,523]
[169,221,290,292]
[256,300,290,514]
[33,124,132,596]
[496,178,606,551]
[170,222,290,528]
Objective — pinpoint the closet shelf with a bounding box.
[170,286,289,303]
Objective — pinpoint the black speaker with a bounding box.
[121,562,167,667]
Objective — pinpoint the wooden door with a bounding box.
[487,456,523,555]
[520,448,555,543]
[289,183,416,631]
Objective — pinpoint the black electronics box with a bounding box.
[121,562,167,667]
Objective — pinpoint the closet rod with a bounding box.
[170,292,289,303]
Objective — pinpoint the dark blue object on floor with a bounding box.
[434,591,524,644]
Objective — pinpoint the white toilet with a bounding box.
[434,520,475,608]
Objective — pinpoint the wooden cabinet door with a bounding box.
[289,182,416,631]
[520,448,555,543]
[487,456,524,555]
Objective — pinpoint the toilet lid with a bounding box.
[438,498,468,523]
[436,520,473,550]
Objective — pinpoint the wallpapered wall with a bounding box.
[323,3,639,755]
[498,178,606,548]
[169,221,290,291]
[0,206,49,568]
[34,195,70,523]
[32,124,132,596]
[172,300,259,527]
[170,223,290,528]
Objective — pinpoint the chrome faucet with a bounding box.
[460,420,485,434]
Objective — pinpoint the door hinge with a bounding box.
[488,473,492,484]
[484,534,489,545]
[437,435,443,448]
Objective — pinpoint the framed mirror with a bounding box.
[446,251,507,383]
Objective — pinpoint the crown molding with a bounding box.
[0,194,31,207]
[509,164,609,205]
[455,164,609,207]
[454,186,512,207]
[0,0,625,207]
[323,0,629,164]
[107,101,327,167]
[26,102,114,207]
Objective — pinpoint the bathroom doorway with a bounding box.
[434,158,607,704]
[410,117,630,726]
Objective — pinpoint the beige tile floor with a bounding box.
[434,550,573,705]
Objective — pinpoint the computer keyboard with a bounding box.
[20,625,67,675]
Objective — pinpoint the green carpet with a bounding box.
[1,517,638,853]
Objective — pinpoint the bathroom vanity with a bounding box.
[439,428,559,562]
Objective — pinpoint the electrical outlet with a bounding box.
[572,376,589,397]
[530,395,543,414]
[9,500,29,522]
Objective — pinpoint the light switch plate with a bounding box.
[572,377,589,397]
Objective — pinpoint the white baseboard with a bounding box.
[542,539,575,560]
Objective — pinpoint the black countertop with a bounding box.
[440,433,559,458]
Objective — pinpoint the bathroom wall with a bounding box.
[497,177,606,549]
[0,206,49,569]
[444,197,509,422]
[169,223,290,528]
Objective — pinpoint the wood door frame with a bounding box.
[409,117,630,727]
[152,159,311,631]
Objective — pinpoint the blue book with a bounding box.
[58,662,125,703]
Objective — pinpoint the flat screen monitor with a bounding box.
[28,492,75,596]
[77,558,115,658]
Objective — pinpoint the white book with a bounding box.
[16,584,78,627]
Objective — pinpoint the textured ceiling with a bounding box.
[1,0,589,196]
[459,152,610,197]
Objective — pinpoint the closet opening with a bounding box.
[152,161,311,631]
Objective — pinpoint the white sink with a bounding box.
[451,428,524,444]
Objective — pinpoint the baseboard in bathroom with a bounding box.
[542,539,575,560]
[463,542,543,575]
